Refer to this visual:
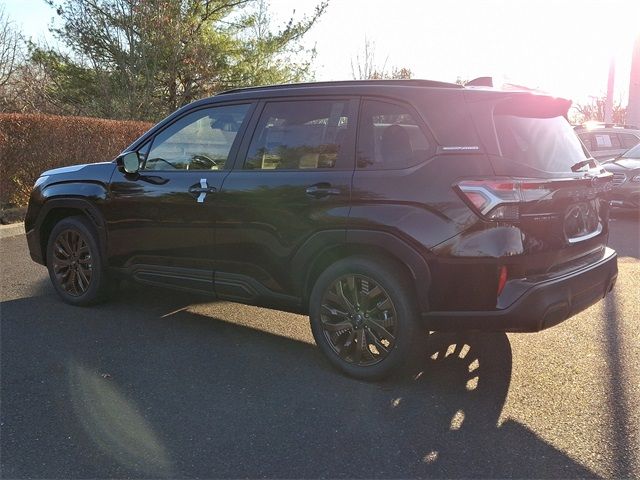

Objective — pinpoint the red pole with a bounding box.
[627,33,640,127]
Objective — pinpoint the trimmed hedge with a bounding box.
[0,113,152,206]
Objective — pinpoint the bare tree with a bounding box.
[351,38,412,80]
[0,6,21,88]
[351,38,387,80]
[389,66,412,80]
[572,96,626,124]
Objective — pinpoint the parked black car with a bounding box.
[601,142,640,209]
[26,79,618,379]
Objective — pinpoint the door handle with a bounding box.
[189,178,217,202]
[305,183,341,198]
[188,180,217,193]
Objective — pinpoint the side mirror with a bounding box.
[121,152,141,174]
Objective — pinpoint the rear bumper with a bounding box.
[424,247,618,332]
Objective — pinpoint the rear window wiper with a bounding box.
[571,159,593,172]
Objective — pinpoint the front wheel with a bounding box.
[309,256,425,380]
[46,216,111,306]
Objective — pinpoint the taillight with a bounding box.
[455,179,551,221]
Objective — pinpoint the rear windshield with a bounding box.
[494,114,588,174]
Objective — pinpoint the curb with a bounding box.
[0,222,25,239]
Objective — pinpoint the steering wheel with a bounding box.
[146,157,178,169]
[188,154,221,170]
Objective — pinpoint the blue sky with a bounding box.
[4,0,639,105]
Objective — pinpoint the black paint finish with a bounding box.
[25,80,618,331]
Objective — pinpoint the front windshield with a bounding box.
[494,114,588,173]
[621,142,640,159]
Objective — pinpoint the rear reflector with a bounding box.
[497,265,508,296]
[487,204,520,221]
[464,191,489,211]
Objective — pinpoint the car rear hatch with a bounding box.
[459,92,613,275]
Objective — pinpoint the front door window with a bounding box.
[144,104,251,171]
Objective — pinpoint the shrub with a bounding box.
[0,113,152,206]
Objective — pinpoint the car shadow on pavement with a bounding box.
[1,287,599,479]
[602,290,636,479]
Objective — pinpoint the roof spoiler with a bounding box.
[495,95,572,118]
[466,77,552,94]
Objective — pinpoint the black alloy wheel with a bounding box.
[320,274,397,366]
[309,256,424,380]
[51,229,93,296]
[46,216,111,306]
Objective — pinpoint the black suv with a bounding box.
[26,80,618,379]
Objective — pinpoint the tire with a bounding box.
[46,216,111,306]
[309,256,425,380]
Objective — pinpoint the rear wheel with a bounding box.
[309,256,425,380]
[46,216,110,306]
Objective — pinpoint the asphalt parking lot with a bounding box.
[1,211,638,479]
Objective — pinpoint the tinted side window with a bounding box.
[144,104,250,171]
[244,100,350,170]
[357,99,432,169]
[619,133,640,149]
[578,133,595,151]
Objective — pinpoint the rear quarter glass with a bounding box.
[412,90,481,147]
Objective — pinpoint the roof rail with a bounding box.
[575,122,639,130]
[217,79,463,96]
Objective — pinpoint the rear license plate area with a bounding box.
[564,200,601,243]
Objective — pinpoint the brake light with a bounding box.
[455,179,551,221]
[497,265,508,296]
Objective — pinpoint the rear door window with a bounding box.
[244,100,351,170]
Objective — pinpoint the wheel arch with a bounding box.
[294,229,432,315]
[36,198,108,265]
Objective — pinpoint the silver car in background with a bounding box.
[601,142,640,209]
